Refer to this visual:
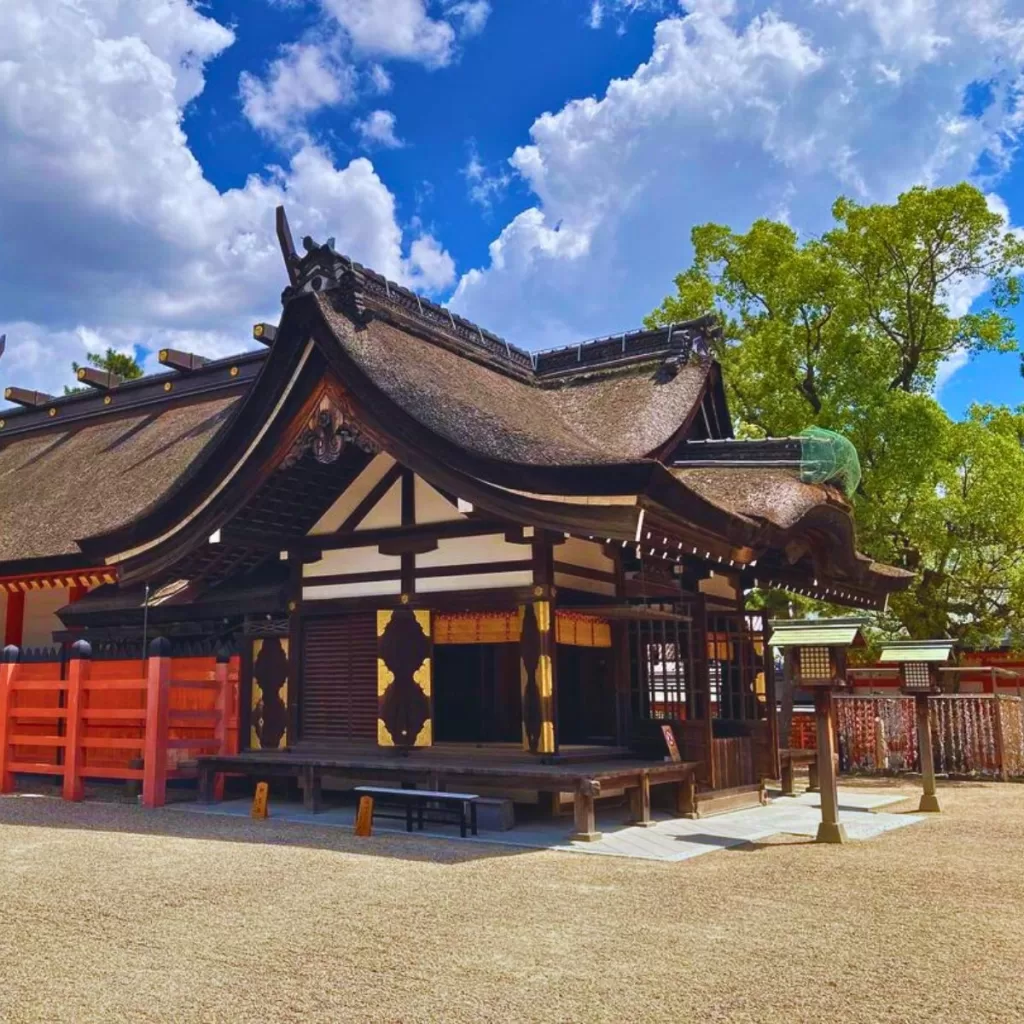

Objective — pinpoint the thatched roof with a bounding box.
[671,466,848,531]
[0,394,239,564]
[321,301,713,466]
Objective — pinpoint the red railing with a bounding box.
[0,639,239,807]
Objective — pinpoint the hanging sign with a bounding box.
[251,781,270,820]
[661,724,681,763]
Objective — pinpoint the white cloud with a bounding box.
[240,41,355,141]
[444,1,492,37]
[353,109,405,148]
[367,63,393,93]
[588,3,604,30]
[452,0,1024,351]
[0,0,454,402]
[321,0,457,68]
[462,142,513,206]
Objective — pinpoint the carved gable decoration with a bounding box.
[281,392,378,470]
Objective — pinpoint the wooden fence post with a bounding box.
[0,645,19,793]
[993,697,1009,782]
[62,640,91,802]
[142,637,172,809]
[212,645,231,801]
[915,694,940,812]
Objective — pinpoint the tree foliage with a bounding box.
[648,184,1024,646]
[63,348,144,395]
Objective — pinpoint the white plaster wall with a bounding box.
[22,588,68,648]
[416,571,533,594]
[554,571,615,596]
[307,454,395,535]
[414,476,465,524]
[417,534,526,569]
[303,579,402,601]
[304,547,400,579]
[558,536,614,573]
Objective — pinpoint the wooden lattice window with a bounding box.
[798,646,832,682]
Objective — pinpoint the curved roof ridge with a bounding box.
[282,233,719,382]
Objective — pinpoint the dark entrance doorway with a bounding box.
[433,643,521,743]
[556,645,617,745]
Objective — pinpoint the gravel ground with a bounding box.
[1,781,1022,1024]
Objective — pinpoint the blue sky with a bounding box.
[2,0,1024,417]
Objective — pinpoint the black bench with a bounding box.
[355,786,479,837]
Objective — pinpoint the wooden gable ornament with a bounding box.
[768,618,867,689]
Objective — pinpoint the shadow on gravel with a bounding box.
[0,790,535,866]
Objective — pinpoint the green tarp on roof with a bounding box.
[768,618,866,648]
[878,640,953,663]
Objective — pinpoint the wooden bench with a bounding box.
[780,748,819,796]
[355,786,480,838]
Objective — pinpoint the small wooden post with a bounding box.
[142,637,172,809]
[571,779,601,842]
[780,753,796,796]
[62,640,90,802]
[814,689,847,844]
[0,645,18,793]
[678,773,698,818]
[807,755,820,793]
[212,646,231,801]
[251,781,269,819]
[627,773,653,827]
[915,693,940,812]
[355,795,374,837]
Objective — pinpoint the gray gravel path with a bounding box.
[1,781,1022,1023]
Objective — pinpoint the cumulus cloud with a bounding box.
[0,0,454,402]
[240,1,491,147]
[240,40,356,141]
[452,0,1024,361]
[321,0,457,68]
[353,109,405,148]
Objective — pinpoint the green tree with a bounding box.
[648,184,1024,646]
[64,347,144,395]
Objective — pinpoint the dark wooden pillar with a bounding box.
[814,689,847,844]
[377,607,433,748]
[3,589,25,648]
[519,598,557,754]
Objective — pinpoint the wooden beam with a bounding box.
[159,349,209,373]
[76,367,122,391]
[3,386,52,408]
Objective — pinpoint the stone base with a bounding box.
[918,793,941,813]
[626,819,658,828]
[815,821,849,844]
[569,830,603,843]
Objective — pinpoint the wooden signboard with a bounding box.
[355,795,374,837]
[251,781,269,820]
[661,724,681,763]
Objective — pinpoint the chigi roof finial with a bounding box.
[275,206,300,286]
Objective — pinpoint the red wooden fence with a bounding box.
[0,639,240,807]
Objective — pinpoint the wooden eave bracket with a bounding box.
[76,367,122,390]
[159,348,209,373]
[3,385,53,407]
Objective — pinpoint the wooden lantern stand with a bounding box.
[768,619,870,845]
[813,688,847,844]
[879,642,953,814]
